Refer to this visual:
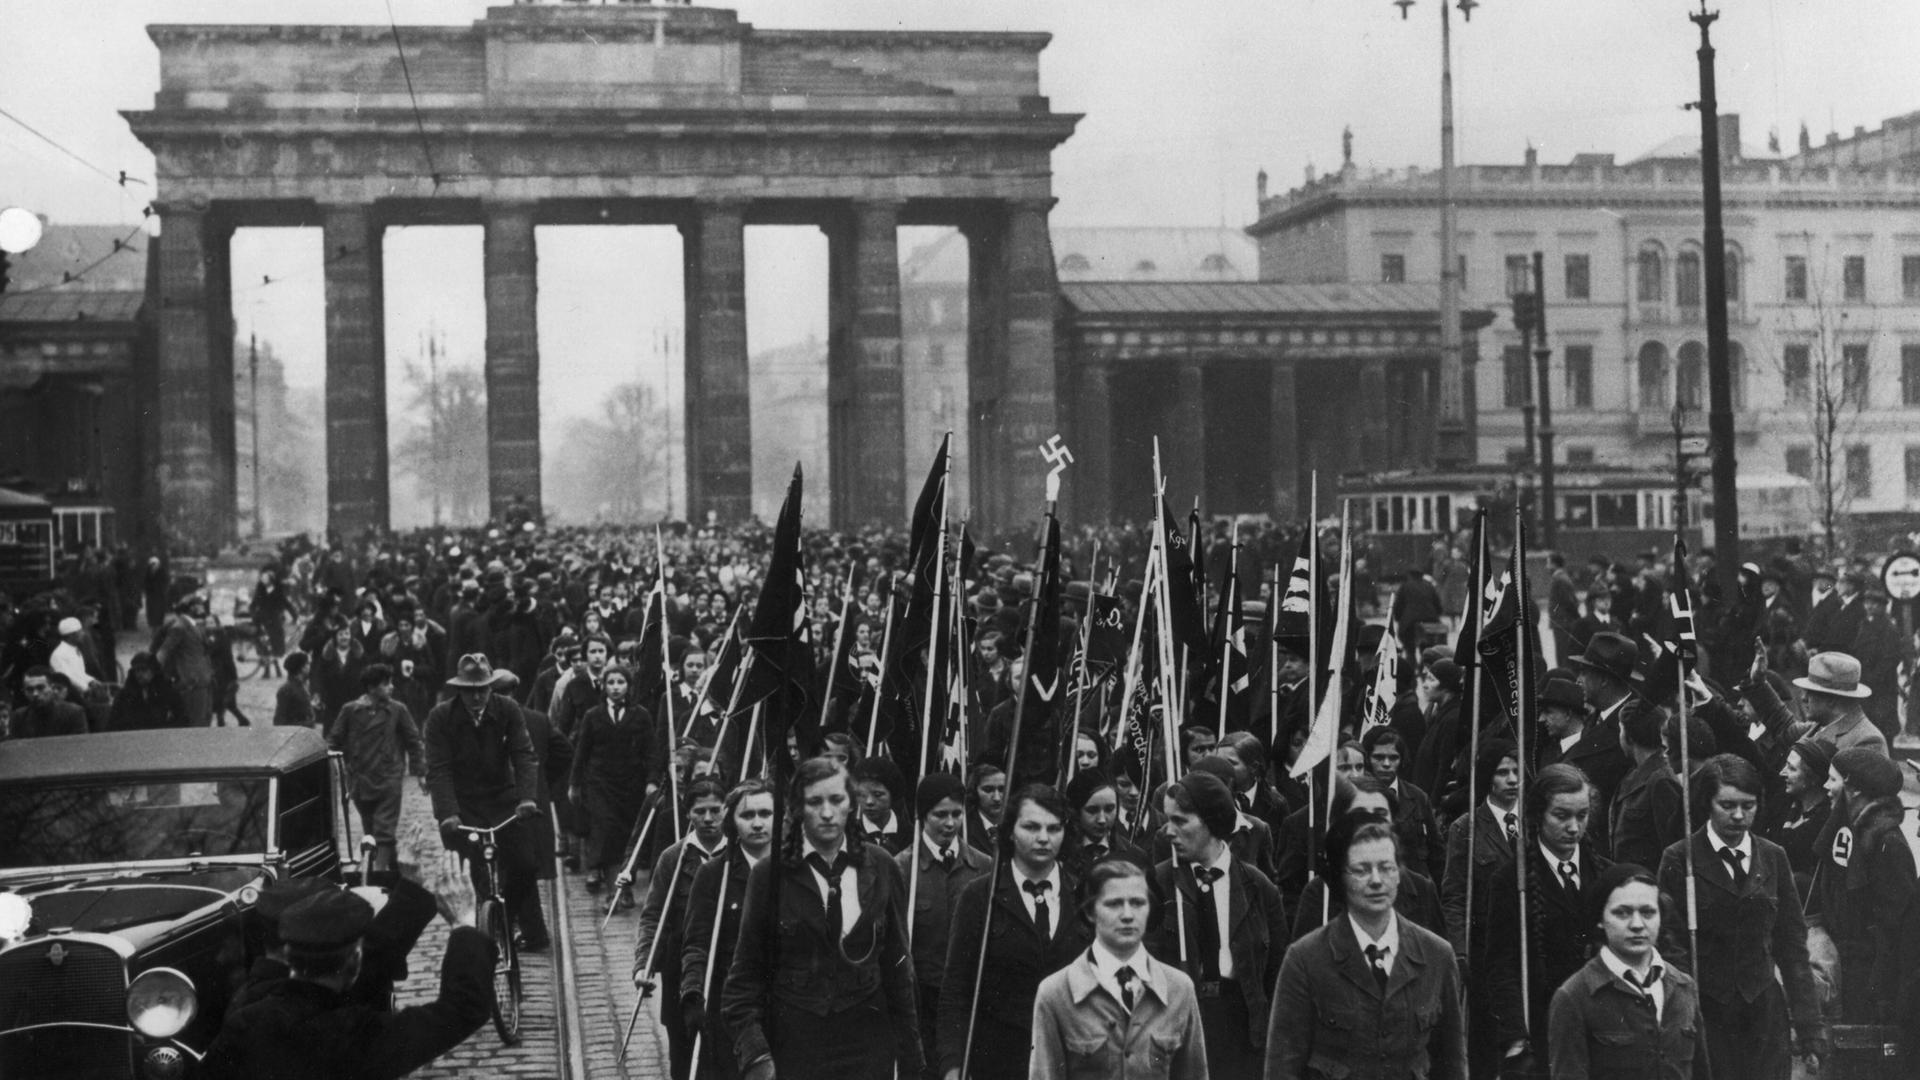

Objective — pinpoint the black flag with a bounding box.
[740,465,814,757]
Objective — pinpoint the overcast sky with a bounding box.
[3,0,1915,480]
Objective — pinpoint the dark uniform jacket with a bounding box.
[228,879,440,1015]
[680,847,758,1080]
[327,695,424,800]
[422,695,540,826]
[1546,954,1710,1080]
[1440,801,1517,955]
[1811,795,1920,1022]
[202,925,494,1080]
[1655,830,1821,1035]
[1607,753,1684,871]
[1391,779,1447,881]
[1146,854,1288,1052]
[936,866,1092,1077]
[1263,913,1467,1080]
[895,836,992,991]
[1485,842,1611,1052]
[721,842,923,1074]
[14,700,86,739]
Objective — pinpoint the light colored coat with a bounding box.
[1028,948,1207,1080]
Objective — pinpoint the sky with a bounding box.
[3,0,1916,514]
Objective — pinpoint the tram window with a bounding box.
[1595,493,1638,529]
[1559,495,1594,529]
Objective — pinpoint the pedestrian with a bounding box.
[720,756,924,1080]
[228,875,439,1015]
[1567,632,1642,846]
[1147,769,1287,1079]
[896,773,992,1080]
[1361,725,1444,878]
[489,669,573,887]
[201,888,494,1080]
[1029,858,1209,1080]
[965,762,1007,853]
[1439,738,1519,1078]
[423,653,549,952]
[1794,651,1888,756]
[570,663,657,896]
[851,756,910,855]
[273,651,317,728]
[1546,863,1711,1080]
[1607,701,1685,870]
[311,620,366,725]
[1656,753,1825,1080]
[1290,777,1447,943]
[1810,747,1918,1036]
[11,666,87,738]
[252,566,289,679]
[679,779,776,1080]
[108,651,187,731]
[1061,768,1149,880]
[1263,817,1467,1079]
[1407,657,1463,802]
[634,775,729,1080]
[153,594,214,726]
[327,663,424,873]
[937,784,1092,1080]
[206,613,252,727]
[1760,737,1831,894]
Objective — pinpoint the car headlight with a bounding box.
[127,968,198,1039]
[0,893,30,942]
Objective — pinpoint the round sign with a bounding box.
[1882,552,1920,601]
[0,206,44,255]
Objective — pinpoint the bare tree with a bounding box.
[392,358,489,526]
[545,381,675,523]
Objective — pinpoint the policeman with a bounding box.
[203,888,495,1080]
[228,875,436,1014]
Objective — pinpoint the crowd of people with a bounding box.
[3,515,1919,1080]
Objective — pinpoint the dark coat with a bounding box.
[895,837,993,991]
[1392,575,1445,630]
[1656,830,1821,1037]
[936,867,1092,1079]
[1546,955,1710,1080]
[1409,696,1461,801]
[272,678,316,728]
[721,842,923,1075]
[1607,753,1685,871]
[680,848,757,1080]
[1391,779,1447,881]
[1263,913,1467,1080]
[201,926,494,1080]
[1800,590,1859,654]
[1440,801,1517,955]
[1145,855,1288,1053]
[108,679,187,731]
[13,700,86,739]
[421,695,540,827]
[514,702,572,876]
[227,878,439,1016]
[311,641,365,723]
[1485,842,1611,1051]
[1811,795,1920,1022]
[1544,720,1631,853]
[1760,793,1829,889]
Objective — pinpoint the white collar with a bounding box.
[1200,843,1232,875]
[922,830,961,860]
[1348,910,1400,957]
[689,834,729,859]
[1013,861,1062,896]
[801,836,847,867]
[1706,829,1752,862]
[1487,798,1517,824]
[1541,840,1580,871]
[1091,940,1145,980]
[742,847,768,869]
[1600,945,1665,989]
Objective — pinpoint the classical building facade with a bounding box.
[125,2,1078,549]
[1249,125,1920,523]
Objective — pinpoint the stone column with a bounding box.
[682,199,751,524]
[202,220,237,546]
[848,201,906,526]
[1269,358,1300,521]
[1000,199,1060,524]
[962,215,1008,527]
[321,203,388,539]
[1361,357,1391,471]
[483,201,542,522]
[1073,360,1114,523]
[1167,361,1206,510]
[153,202,221,552]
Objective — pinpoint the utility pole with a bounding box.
[428,329,442,528]
[1692,3,1742,595]
[249,333,263,539]
[1531,250,1558,550]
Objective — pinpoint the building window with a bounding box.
[1724,246,1742,302]
[1595,493,1638,529]
[1637,247,1665,303]
[1904,256,1920,301]
[1380,253,1406,283]
[1903,344,1920,406]
[1676,341,1706,410]
[1564,254,1590,301]
[1676,249,1703,307]
[1563,344,1594,408]
[1728,341,1749,409]
[927,297,946,324]
[1783,344,1810,404]
[927,342,947,367]
[1842,343,1870,406]
[1504,446,1530,467]
[1907,446,1920,503]
[1502,345,1531,408]
[1637,342,1669,408]
[1786,445,1813,479]
[1505,254,1532,297]
[1785,256,1808,301]
[1456,254,1468,292]
[1846,444,1873,498]
[1566,445,1596,466]
[1843,255,1867,301]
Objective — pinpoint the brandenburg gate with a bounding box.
[127,2,1077,548]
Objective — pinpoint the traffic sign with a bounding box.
[1678,436,1710,456]
[1883,552,1920,601]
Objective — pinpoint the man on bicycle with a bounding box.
[424,653,550,951]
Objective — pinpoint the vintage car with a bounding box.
[0,726,364,1079]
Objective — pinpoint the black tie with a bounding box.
[1023,879,1054,941]
[1559,860,1580,894]
[938,846,956,873]
[1193,865,1225,981]
[1624,966,1663,1009]
[1117,964,1138,1012]
[1720,847,1748,889]
[1503,812,1518,845]
[1086,842,1107,862]
[1363,943,1391,991]
[807,852,850,938]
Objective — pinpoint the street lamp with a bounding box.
[1395,0,1481,469]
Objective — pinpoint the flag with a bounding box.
[629,582,667,706]
[1085,593,1128,674]
[1477,517,1545,763]
[1292,511,1353,778]
[1362,622,1399,734]
[1158,500,1209,651]
[1202,550,1250,726]
[1273,528,1314,651]
[1451,511,1493,661]
[739,465,814,757]
[822,572,863,717]
[896,435,950,667]
[1669,536,1699,665]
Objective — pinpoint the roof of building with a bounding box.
[1060,280,1445,316]
[898,226,1258,286]
[0,727,330,785]
[1629,134,1783,165]
[0,289,144,324]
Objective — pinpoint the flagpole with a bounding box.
[817,566,856,735]
[680,603,742,742]
[1307,475,1326,921]
[1269,565,1281,748]
[655,529,684,842]
[1462,508,1487,965]
[1146,439,1190,971]
[916,497,951,781]
[1512,507,1535,1033]
[1064,594,1093,786]
[619,830,696,1062]
[1672,535,1703,984]
[1321,497,1350,924]
[737,701,763,784]
[1217,523,1241,738]
[705,653,757,782]
[683,856,735,1078]
[864,592,899,757]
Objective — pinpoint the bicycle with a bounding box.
[455,814,538,1046]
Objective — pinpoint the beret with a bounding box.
[252,877,334,932]
[1787,738,1832,783]
[279,888,374,952]
[1832,747,1904,800]
[1064,767,1114,812]
[1428,658,1463,691]
[57,617,82,636]
[916,773,967,817]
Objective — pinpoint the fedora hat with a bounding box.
[1568,631,1638,684]
[1537,675,1586,712]
[446,653,496,688]
[1793,651,1871,699]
